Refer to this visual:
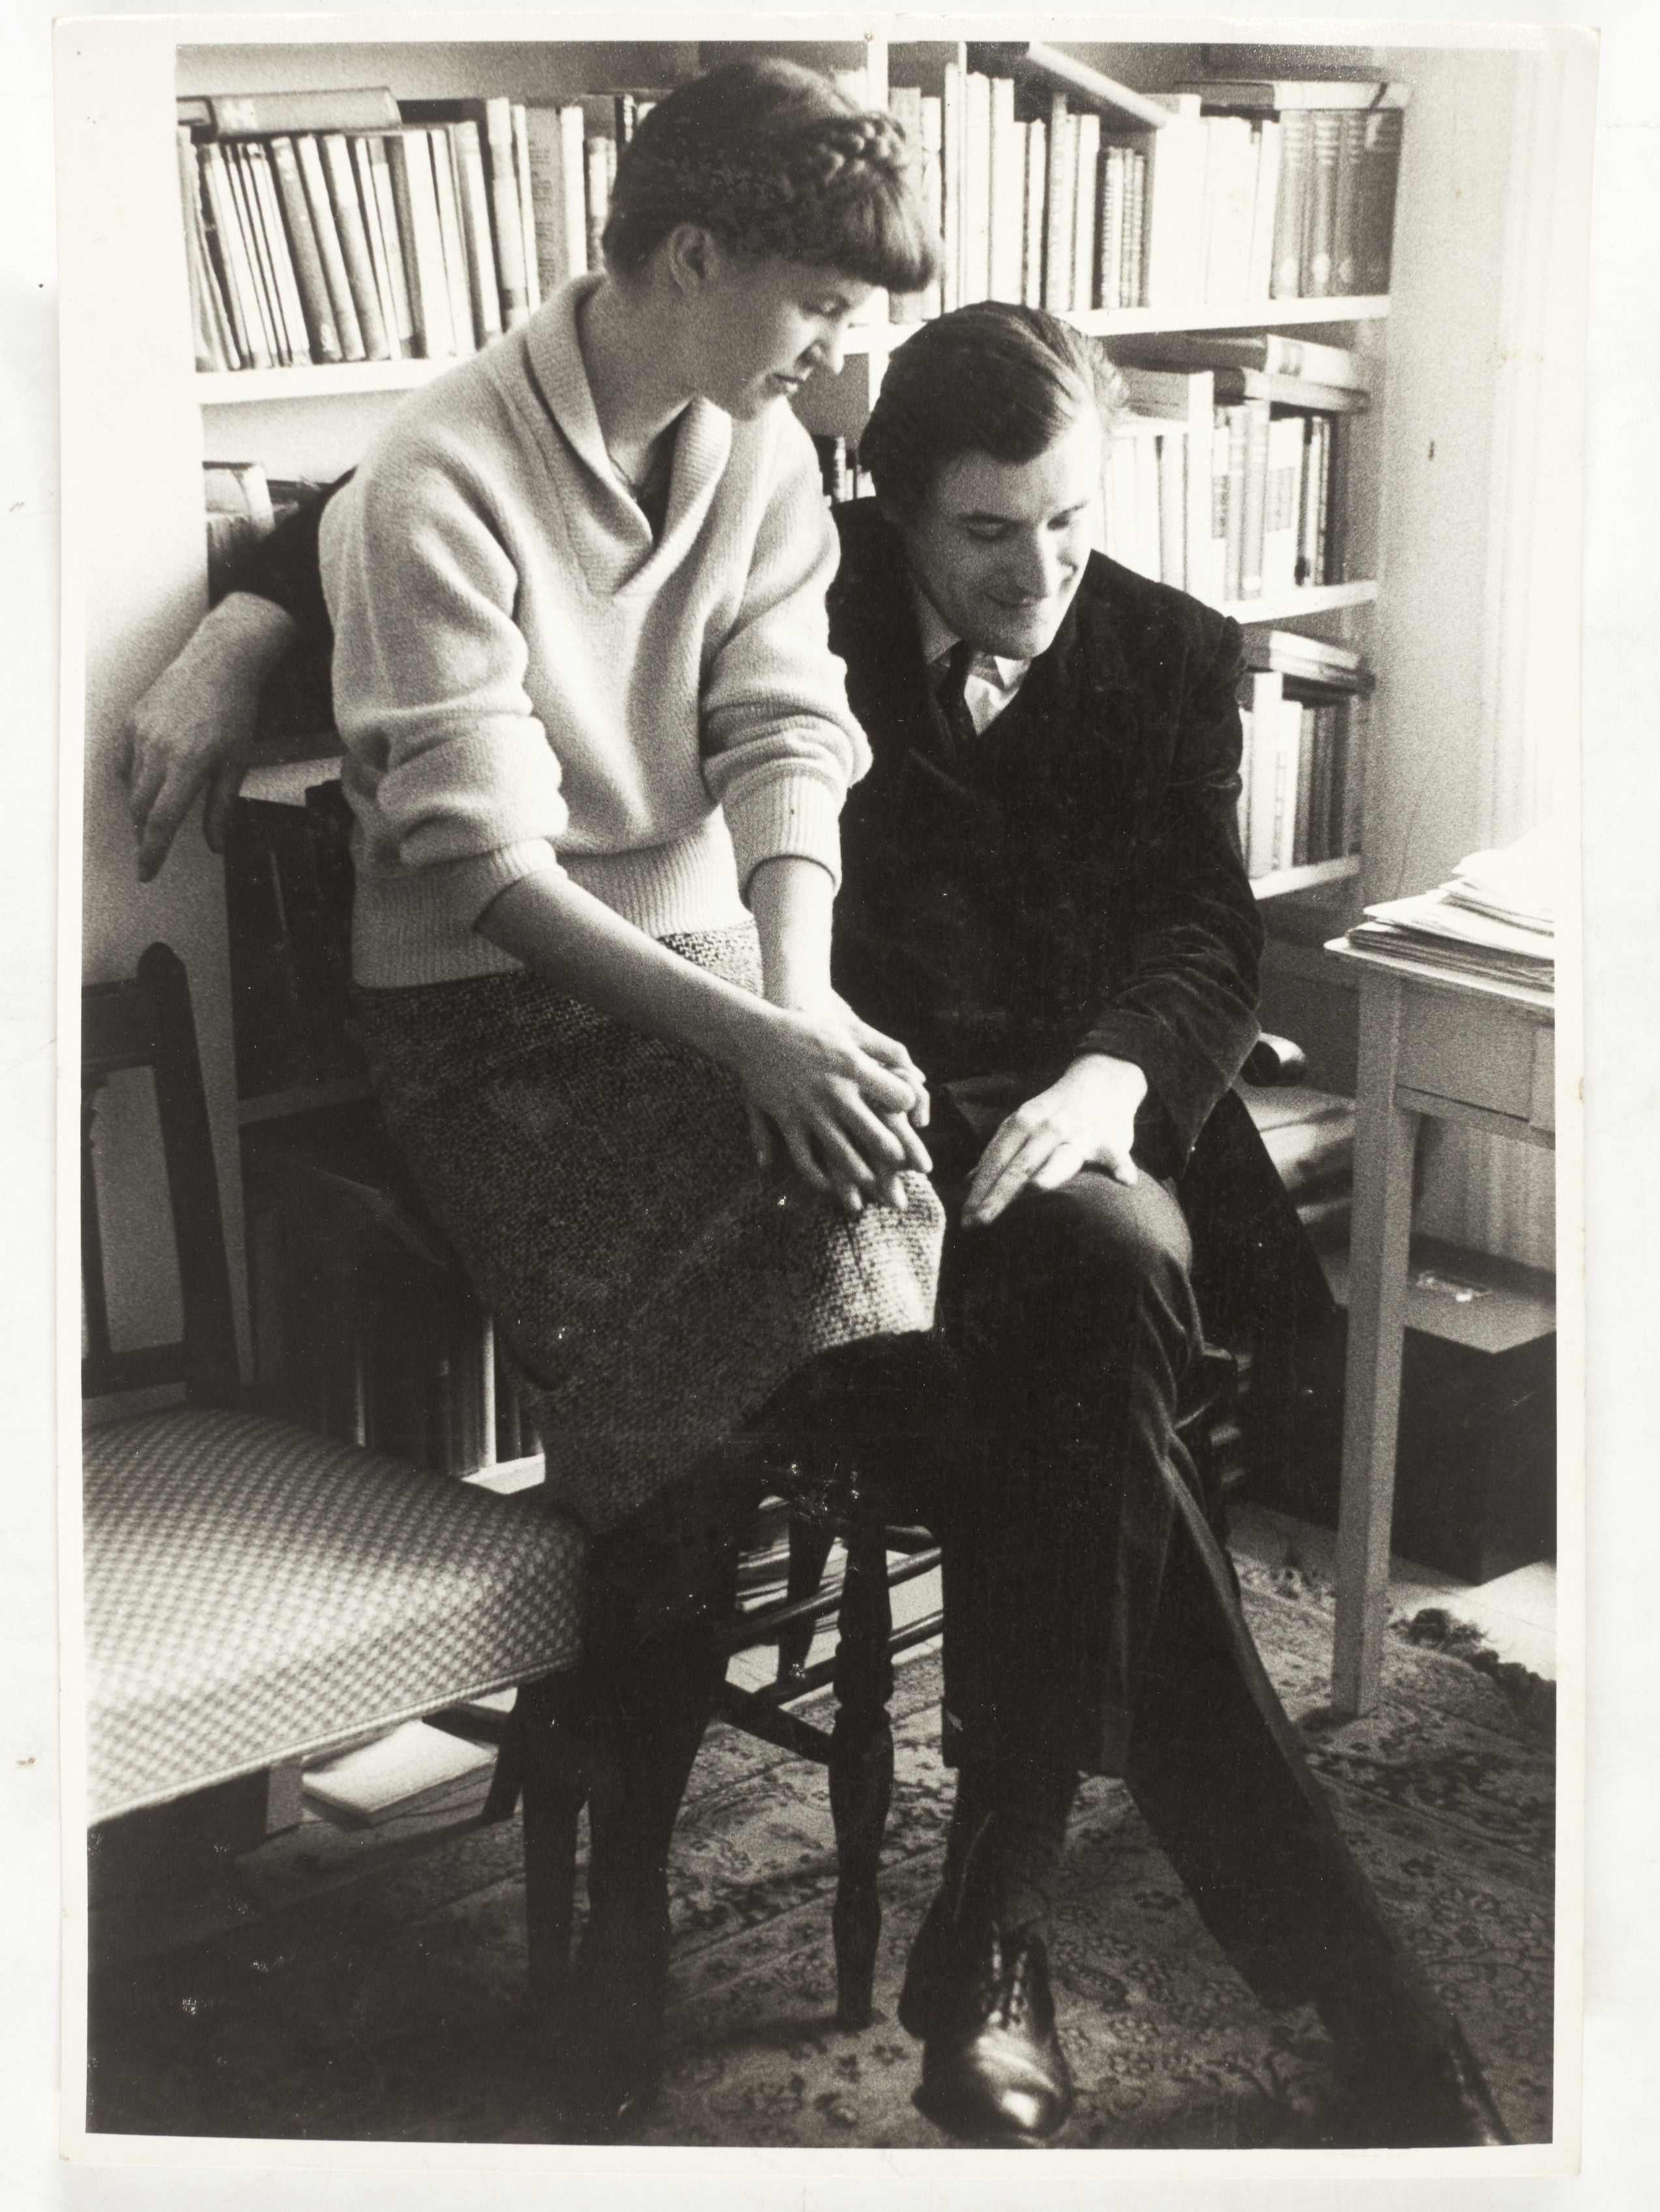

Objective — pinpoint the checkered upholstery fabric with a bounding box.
[83,1405,588,1824]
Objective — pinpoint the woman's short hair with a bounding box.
[860,302,1129,519]
[603,58,939,298]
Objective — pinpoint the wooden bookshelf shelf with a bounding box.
[198,359,453,405]
[195,297,1393,400]
[1251,855,1360,902]
[1221,581,1379,623]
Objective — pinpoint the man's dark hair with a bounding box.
[860,302,1128,519]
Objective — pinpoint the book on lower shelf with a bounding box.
[1238,666,1368,881]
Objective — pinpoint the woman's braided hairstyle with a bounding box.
[602,59,940,297]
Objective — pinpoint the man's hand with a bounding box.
[961,1053,1147,1229]
[122,594,300,880]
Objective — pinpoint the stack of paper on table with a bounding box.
[1347,821,1555,992]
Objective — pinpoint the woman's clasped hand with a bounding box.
[735,993,931,1217]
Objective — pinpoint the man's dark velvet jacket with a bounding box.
[826,499,1322,1333]
[236,484,1324,1333]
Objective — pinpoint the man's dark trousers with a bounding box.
[901,1098,1452,2055]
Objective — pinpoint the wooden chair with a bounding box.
[80,944,590,2001]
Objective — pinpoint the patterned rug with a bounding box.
[85,1559,1555,2149]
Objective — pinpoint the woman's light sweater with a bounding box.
[320,274,868,987]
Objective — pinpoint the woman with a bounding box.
[309,59,943,2122]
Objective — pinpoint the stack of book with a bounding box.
[1238,633,1371,879]
[179,81,663,371]
[1347,824,1556,990]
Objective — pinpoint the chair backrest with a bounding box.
[82,943,240,1404]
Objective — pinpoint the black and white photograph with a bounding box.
[33,4,1621,2187]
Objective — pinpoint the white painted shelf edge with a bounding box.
[195,297,1392,405]
[1251,855,1360,902]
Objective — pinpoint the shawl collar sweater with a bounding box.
[320,275,866,986]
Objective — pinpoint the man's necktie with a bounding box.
[935,638,981,761]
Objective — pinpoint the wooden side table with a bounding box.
[1323,939,1555,1715]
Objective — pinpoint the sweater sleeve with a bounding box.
[321,444,566,929]
[699,419,871,898]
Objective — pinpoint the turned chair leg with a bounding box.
[498,1672,594,2013]
[778,1515,836,1686]
[827,1516,896,2030]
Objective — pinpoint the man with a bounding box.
[123,303,1508,2152]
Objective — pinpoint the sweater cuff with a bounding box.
[435,839,563,930]
[724,767,845,899]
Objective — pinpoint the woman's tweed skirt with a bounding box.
[351,925,944,1534]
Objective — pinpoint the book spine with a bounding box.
[1307,702,1335,862]
[295,133,366,360]
[224,144,285,365]
[350,138,402,360]
[385,132,452,358]
[267,136,342,364]
[1182,371,1214,600]
[584,131,610,278]
[1331,109,1365,295]
[1220,404,1247,602]
[1041,93,1070,310]
[1207,405,1232,605]
[1245,120,1280,304]
[1126,149,1147,307]
[965,70,992,303]
[1072,111,1101,312]
[889,87,924,322]
[1270,111,1311,298]
[1023,116,1047,308]
[248,143,313,366]
[1144,109,1206,309]
[559,107,589,276]
[1237,396,1272,599]
[1274,698,1302,872]
[986,77,1021,302]
[1135,433,1162,581]
[1157,428,1186,587]
[177,128,229,370]
[1260,413,1305,596]
[1356,108,1403,292]
[1302,111,1342,297]
[523,107,573,296]
[1100,143,1124,315]
[1236,706,1254,856]
[321,134,390,359]
[428,129,478,355]
[920,95,945,317]
[451,119,503,343]
[365,136,414,351]
[483,96,531,326]
[512,104,540,312]
[1245,671,1282,877]
[199,143,268,368]
[1296,415,1322,585]
[1293,706,1316,864]
[941,61,964,312]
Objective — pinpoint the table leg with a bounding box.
[1333,972,1418,1717]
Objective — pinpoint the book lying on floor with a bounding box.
[302,1719,495,1826]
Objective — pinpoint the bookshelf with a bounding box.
[74,29,1438,1403]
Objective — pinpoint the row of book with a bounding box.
[178,83,660,371]
[1238,640,1371,879]
[892,57,1404,323]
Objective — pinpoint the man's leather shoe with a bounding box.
[897,1887,955,2039]
[912,1916,1074,2145]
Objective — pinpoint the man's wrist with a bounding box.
[1068,1051,1148,1106]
